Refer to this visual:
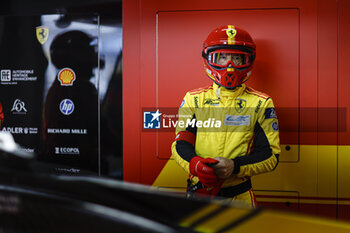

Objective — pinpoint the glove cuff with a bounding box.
[189,156,202,175]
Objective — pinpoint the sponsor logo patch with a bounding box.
[235,98,246,113]
[1,70,11,82]
[2,127,38,134]
[11,99,27,114]
[58,68,76,86]
[194,96,199,109]
[180,99,185,108]
[1,69,37,85]
[36,26,49,45]
[255,100,262,113]
[204,98,220,106]
[47,128,87,134]
[265,108,277,119]
[226,28,237,39]
[60,99,74,115]
[55,147,80,155]
[224,114,250,126]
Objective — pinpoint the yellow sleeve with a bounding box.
[234,98,281,178]
[171,92,196,174]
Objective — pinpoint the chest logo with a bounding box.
[235,98,246,113]
[224,114,251,126]
[204,98,220,106]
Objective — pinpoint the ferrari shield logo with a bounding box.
[235,98,246,113]
[226,28,237,39]
[36,26,49,45]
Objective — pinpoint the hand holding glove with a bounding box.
[212,157,235,179]
[189,156,220,187]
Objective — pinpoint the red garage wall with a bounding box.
[123,0,314,183]
[123,0,350,221]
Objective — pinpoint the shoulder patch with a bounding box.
[272,121,279,131]
[265,107,277,119]
[180,99,185,108]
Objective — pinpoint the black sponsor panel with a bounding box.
[40,17,100,173]
[0,11,123,177]
[0,16,47,153]
[0,15,99,173]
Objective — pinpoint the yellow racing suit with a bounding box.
[171,83,280,207]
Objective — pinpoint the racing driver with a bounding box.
[171,25,280,207]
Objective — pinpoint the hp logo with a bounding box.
[60,99,74,115]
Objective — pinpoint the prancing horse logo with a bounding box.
[226,28,237,39]
[235,98,246,113]
[36,26,49,45]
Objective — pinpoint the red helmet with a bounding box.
[202,25,256,89]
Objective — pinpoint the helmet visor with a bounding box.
[207,49,252,69]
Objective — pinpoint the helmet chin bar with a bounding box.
[208,63,252,89]
[213,79,240,90]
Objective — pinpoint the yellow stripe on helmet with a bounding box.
[227,25,237,45]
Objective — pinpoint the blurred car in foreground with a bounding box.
[0,131,349,233]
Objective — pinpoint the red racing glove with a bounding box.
[189,156,219,187]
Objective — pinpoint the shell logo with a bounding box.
[58,68,76,86]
